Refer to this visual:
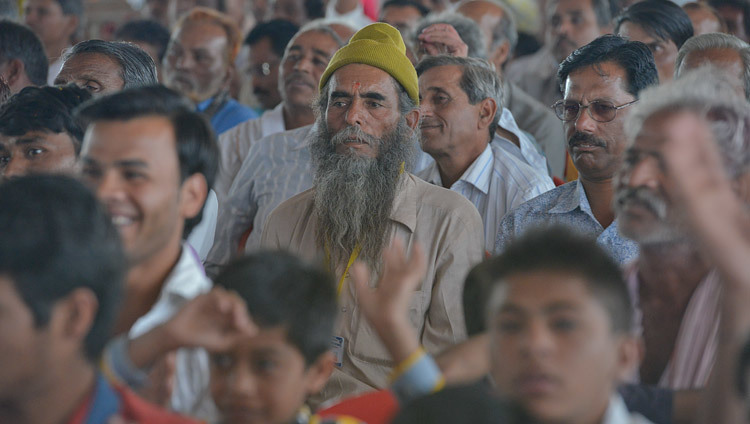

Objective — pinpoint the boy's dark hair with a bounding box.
[215,251,337,365]
[244,19,299,58]
[0,175,126,361]
[114,19,171,63]
[485,227,633,334]
[0,85,91,153]
[615,0,694,50]
[381,0,430,17]
[0,20,48,86]
[64,40,158,89]
[76,84,218,236]
[558,34,659,97]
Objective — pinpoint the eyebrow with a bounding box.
[81,157,149,169]
[497,301,581,315]
[331,90,389,102]
[425,87,450,95]
[12,136,48,146]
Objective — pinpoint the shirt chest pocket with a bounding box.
[347,289,428,367]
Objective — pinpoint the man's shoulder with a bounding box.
[266,187,316,223]
[218,114,264,145]
[252,124,313,151]
[504,180,575,217]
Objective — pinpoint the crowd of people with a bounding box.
[1,0,750,422]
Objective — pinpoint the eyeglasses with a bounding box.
[552,99,638,123]
[248,61,279,77]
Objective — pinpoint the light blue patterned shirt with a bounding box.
[205,124,314,273]
[495,179,639,264]
[418,143,554,254]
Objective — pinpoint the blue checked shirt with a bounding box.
[495,179,639,264]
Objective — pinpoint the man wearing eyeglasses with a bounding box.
[495,35,658,265]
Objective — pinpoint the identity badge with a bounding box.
[331,336,345,368]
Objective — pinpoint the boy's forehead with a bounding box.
[491,270,600,314]
[221,326,304,359]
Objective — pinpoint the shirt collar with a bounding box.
[261,103,286,137]
[548,179,586,214]
[420,144,493,195]
[389,173,418,233]
[160,243,212,301]
[195,97,213,112]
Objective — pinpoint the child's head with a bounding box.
[485,227,639,424]
[210,251,337,424]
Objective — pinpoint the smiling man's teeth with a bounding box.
[111,216,133,226]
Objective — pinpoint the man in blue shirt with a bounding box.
[496,35,659,265]
[162,7,258,135]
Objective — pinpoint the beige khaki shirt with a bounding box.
[261,173,484,404]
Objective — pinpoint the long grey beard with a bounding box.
[311,118,416,267]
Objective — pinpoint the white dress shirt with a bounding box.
[128,245,215,420]
[418,142,554,254]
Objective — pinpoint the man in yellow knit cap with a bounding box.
[260,23,484,404]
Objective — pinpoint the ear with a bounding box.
[477,97,497,131]
[731,172,750,203]
[178,173,209,221]
[1,58,24,88]
[489,40,511,71]
[405,107,421,131]
[614,334,643,382]
[303,351,335,396]
[52,288,98,353]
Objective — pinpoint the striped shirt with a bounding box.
[418,142,554,254]
[626,265,721,389]
[496,179,640,265]
[495,108,551,177]
[205,124,315,273]
[214,103,285,198]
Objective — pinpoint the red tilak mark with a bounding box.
[352,82,361,92]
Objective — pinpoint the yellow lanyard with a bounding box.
[324,162,405,298]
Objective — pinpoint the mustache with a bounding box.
[331,125,381,149]
[568,132,606,149]
[284,71,315,87]
[615,186,668,219]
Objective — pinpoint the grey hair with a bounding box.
[416,55,502,138]
[458,0,518,53]
[297,20,346,48]
[63,40,158,89]
[626,66,750,178]
[674,33,750,101]
[413,12,487,59]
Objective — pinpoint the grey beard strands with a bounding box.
[311,119,416,267]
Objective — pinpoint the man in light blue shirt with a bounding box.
[496,35,659,265]
[416,55,554,254]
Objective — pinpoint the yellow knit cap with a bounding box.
[318,23,419,105]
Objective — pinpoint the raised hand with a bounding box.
[417,23,469,58]
[352,238,427,363]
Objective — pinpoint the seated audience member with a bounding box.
[416,55,554,254]
[54,39,158,96]
[497,35,658,265]
[114,19,171,82]
[615,0,694,83]
[505,0,612,109]
[0,175,198,424]
[456,0,567,179]
[682,2,727,36]
[414,15,552,178]
[707,0,750,42]
[23,0,81,85]
[163,7,258,136]
[111,252,355,424]
[353,228,648,424]
[213,22,341,196]
[674,32,750,101]
[0,84,90,179]
[379,0,428,37]
[77,86,219,419]
[243,19,299,112]
[261,22,484,404]
[616,68,750,389]
[0,20,47,95]
[206,23,343,270]
[634,74,750,424]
